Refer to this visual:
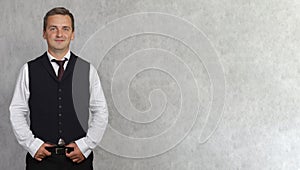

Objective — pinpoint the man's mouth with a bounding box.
[55,39,65,42]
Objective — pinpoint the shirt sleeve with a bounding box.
[9,64,44,157]
[75,64,108,158]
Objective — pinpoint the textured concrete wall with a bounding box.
[1,0,299,169]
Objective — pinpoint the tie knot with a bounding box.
[52,58,67,67]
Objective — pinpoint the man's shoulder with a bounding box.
[71,52,91,65]
[71,52,90,65]
[27,52,47,65]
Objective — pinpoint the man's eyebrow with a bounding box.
[47,25,71,29]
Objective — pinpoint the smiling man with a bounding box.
[9,7,108,170]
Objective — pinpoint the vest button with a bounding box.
[58,97,62,100]
[59,130,62,133]
[58,88,62,92]
[58,105,62,109]
[58,122,62,125]
[58,113,62,117]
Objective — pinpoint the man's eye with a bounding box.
[63,28,70,31]
[49,27,56,31]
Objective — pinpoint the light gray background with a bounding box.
[0,0,299,169]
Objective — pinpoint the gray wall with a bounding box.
[1,0,299,169]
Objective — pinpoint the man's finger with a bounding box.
[43,149,51,156]
[34,155,42,161]
[74,158,84,163]
[65,143,76,147]
[72,158,79,162]
[66,152,80,160]
[65,151,75,158]
[43,143,55,147]
[70,154,78,160]
[78,158,84,163]
[36,158,42,161]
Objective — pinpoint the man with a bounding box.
[9,7,108,170]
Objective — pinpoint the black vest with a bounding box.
[28,52,90,144]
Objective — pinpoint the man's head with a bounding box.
[43,7,75,58]
[43,7,74,32]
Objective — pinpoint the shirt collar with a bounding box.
[47,50,71,61]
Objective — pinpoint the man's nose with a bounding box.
[56,29,62,37]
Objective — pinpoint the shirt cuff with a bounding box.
[28,138,44,157]
[75,138,92,158]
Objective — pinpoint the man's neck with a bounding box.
[48,49,69,60]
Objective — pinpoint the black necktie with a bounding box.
[52,59,67,81]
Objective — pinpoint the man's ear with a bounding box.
[71,31,75,40]
[43,31,46,39]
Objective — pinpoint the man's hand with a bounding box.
[65,142,85,163]
[34,143,54,161]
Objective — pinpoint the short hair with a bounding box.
[43,7,74,32]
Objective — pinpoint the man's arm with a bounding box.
[9,64,44,157]
[73,64,108,158]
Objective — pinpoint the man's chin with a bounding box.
[52,45,67,50]
[50,47,69,53]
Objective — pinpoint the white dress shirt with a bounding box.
[9,50,108,158]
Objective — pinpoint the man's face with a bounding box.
[43,14,74,54]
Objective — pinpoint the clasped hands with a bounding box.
[34,142,85,163]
